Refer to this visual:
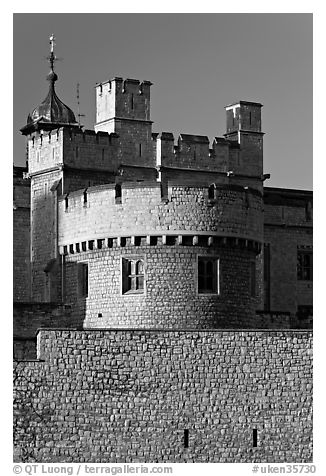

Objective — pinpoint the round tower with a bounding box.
[59,181,263,329]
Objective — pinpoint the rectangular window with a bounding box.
[198,257,219,294]
[297,250,313,281]
[78,262,88,298]
[122,257,145,295]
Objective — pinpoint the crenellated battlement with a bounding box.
[29,127,119,147]
[95,77,152,132]
[155,132,231,172]
[28,127,121,175]
[58,181,263,250]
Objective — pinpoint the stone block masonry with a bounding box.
[13,329,312,463]
[64,243,262,328]
[58,183,263,246]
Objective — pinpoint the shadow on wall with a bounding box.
[13,298,87,360]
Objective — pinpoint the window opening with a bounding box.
[122,258,145,294]
[115,184,122,204]
[78,263,88,298]
[184,429,189,449]
[253,429,258,447]
[208,184,215,200]
[198,257,219,294]
[297,250,313,281]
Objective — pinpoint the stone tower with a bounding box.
[20,35,79,302]
[94,77,154,168]
[20,37,264,325]
[224,101,264,182]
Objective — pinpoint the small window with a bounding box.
[198,257,219,294]
[122,258,145,295]
[208,184,216,200]
[78,263,88,298]
[139,143,142,157]
[115,184,122,204]
[297,250,313,281]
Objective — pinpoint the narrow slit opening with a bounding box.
[253,429,257,447]
[184,429,189,448]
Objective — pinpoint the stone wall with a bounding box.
[58,183,263,247]
[28,129,120,175]
[156,134,230,172]
[30,171,63,301]
[13,329,313,463]
[13,170,31,301]
[13,302,75,359]
[13,302,74,340]
[263,188,313,314]
[264,227,313,313]
[64,243,262,328]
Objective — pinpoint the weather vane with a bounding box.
[47,34,58,71]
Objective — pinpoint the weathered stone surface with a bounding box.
[13,329,313,463]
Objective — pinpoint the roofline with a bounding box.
[225,100,263,109]
[264,186,313,195]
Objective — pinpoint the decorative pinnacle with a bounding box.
[49,34,55,53]
[48,34,56,72]
[46,34,59,83]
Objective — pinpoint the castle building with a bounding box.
[14,39,312,335]
[13,38,313,463]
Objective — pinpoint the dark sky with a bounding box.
[13,13,312,190]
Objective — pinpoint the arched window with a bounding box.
[198,257,219,294]
[122,257,145,294]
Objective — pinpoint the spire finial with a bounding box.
[48,34,56,72]
[49,34,56,53]
[46,34,58,83]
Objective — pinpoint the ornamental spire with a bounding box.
[48,34,56,71]
[20,34,78,135]
[46,34,59,84]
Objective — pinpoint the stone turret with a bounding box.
[20,35,78,136]
[224,101,264,180]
